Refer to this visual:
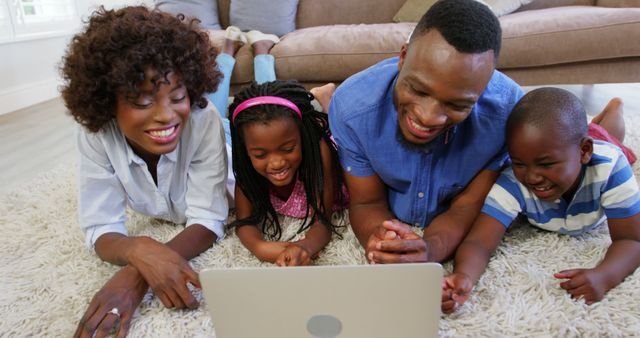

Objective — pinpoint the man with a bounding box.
[329,0,524,264]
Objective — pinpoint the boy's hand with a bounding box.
[276,243,313,266]
[441,272,473,314]
[554,268,608,304]
[74,265,147,338]
[127,237,200,310]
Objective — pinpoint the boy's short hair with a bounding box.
[60,6,222,133]
[506,87,588,145]
[410,0,502,59]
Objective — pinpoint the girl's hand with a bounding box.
[127,237,200,309]
[441,272,473,314]
[276,243,313,266]
[254,241,290,262]
[74,265,148,338]
[554,268,608,304]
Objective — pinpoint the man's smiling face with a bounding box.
[394,29,494,146]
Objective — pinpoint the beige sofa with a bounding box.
[207,0,640,89]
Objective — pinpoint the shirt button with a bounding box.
[418,192,424,198]
[347,166,352,172]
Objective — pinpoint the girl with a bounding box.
[60,6,229,337]
[228,80,348,266]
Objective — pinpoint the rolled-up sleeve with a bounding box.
[328,94,373,177]
[184,112,229,240]
[77,127,128,249]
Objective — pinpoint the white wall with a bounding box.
[0,0,153,116]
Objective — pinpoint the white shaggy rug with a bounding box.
[2,115,640,337]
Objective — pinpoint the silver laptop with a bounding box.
[200,263,442,338]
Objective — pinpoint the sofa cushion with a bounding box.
[271,22,415,82]
[229,0,299,37]
[482,0,535,16]
[391,0,535,22]
[155,0,221,29]
[597,0,640,7]
[499,6,640,68]
[392,0,438,23]
[296,0,405,28]
[517,0,594,11]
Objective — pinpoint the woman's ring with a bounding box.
[108,307,120,318]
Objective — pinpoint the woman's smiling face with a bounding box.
[116,68,190,159]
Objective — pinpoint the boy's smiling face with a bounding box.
[116,68,190,160]
[508,123,592,202]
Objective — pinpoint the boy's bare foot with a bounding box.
[592,97,625,142]
[310,83,336,113]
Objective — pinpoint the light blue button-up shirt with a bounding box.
[329,57,524,228]
[77,104,229,248]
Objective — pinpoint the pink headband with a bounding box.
[231,96,302,125]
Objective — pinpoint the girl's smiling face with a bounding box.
[115,68,190,160]
[242,117,302,188]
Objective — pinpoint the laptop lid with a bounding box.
[200,263,442,338]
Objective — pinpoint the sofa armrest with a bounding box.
[296,0,406,28]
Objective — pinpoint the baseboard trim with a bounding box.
[0,79,61,116]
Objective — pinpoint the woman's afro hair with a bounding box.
[60,6,222,132]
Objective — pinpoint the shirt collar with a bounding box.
[163,147,178,162]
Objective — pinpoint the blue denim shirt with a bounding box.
[329,57,524,228]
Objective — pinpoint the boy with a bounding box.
[442,87,640,313]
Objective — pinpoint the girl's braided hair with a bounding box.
[228,80,345,240]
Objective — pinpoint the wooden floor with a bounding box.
[0,98,75,196]
[0,83,639,196]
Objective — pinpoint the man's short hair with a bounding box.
[410,0,502,59]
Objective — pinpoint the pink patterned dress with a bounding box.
[269,177,349,218]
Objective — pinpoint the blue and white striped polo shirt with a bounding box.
[482,141,640,235]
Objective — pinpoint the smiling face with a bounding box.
[115,69,190,160]
[242,117,303,189]
[508,123,592,202]
[394,29,495,145]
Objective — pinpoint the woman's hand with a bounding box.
[127,237,201,309]
[275,243,313,266]
[74,265,148,338]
